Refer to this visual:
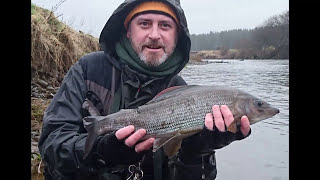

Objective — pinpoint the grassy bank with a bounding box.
[31,4,100,178]
[31,4,100,87]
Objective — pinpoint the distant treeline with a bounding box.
[190,11,289,59]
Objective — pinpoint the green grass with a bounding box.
[31,3,37,15]
[31,99,50,122]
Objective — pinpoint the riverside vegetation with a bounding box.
[31,4,100,179]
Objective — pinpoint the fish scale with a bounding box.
[83,85,280,158]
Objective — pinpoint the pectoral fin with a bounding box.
[153,132,184,157]
[227,120,237,133]
[163,138,183,157]
[153,133,181,152]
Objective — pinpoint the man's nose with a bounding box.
[148,25,161,40]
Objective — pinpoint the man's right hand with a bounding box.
[93,126,154,165]
[115,125,155,153]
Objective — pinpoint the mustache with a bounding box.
[142,40,165,49]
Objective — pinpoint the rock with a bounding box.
[31,145,39,154]
[31,92,40,98]
[33,135,40,141]
[46,93,55,99]
[32,86,39,92]
[32,153,38,160]
[37,79,49,88]
[46,85,55,92]
[32,141,38,146]
[31,131,38,138]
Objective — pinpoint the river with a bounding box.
[180,59,289,180]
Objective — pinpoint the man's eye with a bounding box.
[161,23,171,28]
[140,22,149,26]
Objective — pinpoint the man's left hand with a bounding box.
[179,104,252,164]
[205,105,250,137]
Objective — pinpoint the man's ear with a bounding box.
[126,28,131,39]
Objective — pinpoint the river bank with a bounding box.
[31,79,55,179]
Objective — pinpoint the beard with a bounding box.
[129,38,176,67]
[138,50,169,66]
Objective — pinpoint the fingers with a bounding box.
[220,105,234,127]
[124,129,147,147]
[209,105,235,132]
[206,105,251,136]
[115,125,154,152]
[135,138,155,153]
[205,113,214,130]
[240,116,250,137]
[115,125,135,140]
[212,105,225,131]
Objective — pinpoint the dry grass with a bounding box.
[190,49,242,60]
[31,5,100,179]
[31,5,100,87]
[31,98,50,178]
[197,50,221,59]
[31,98,51,131]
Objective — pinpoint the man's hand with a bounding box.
[93,125,154,164]
[204,105,250,137]
[115,125,155,153]
[179,105,252,164]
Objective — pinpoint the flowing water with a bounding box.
[180,59,289,180]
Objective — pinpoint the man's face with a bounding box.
[127,13,178,67]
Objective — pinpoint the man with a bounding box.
[38,0,251,179]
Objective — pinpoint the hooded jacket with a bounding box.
[38,0,239,179]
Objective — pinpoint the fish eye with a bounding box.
[257,101,264,107]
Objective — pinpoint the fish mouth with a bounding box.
[272,108,280,116]
[250,108,280,124]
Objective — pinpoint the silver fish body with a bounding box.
[83,85,279,158]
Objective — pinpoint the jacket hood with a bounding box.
[99,0,191,75]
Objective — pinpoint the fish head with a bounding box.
[235,93,280,125]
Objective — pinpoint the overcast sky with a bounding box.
[31,0,289,38]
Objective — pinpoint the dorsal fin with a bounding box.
[146,85,198,105]
[155,86,183,97]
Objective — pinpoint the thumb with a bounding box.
[240,116,250,137]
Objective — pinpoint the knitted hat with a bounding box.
[124,1,178,29]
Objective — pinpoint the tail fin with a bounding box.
[82,116,99,159]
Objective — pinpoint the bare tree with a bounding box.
[42,0,67,24]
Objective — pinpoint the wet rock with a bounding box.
[34,135,41,141]
[37,79,49,88]
[31,145,39,154]
[31,92,40,98]
[32,86,39,92]
[46,93,55,99]
[32,141,38,146]
[32,154,38,160]
[31,131,38,138]
[46,85,55,92]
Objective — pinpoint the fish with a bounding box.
[82,85,279,159]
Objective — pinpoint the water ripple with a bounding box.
[180,59,289,180]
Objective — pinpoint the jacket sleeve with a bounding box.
[38,60,98,178]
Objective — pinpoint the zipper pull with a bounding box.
[134,85,141,99]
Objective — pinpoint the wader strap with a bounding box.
[153,148,163,180]
[109,66,121,114]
